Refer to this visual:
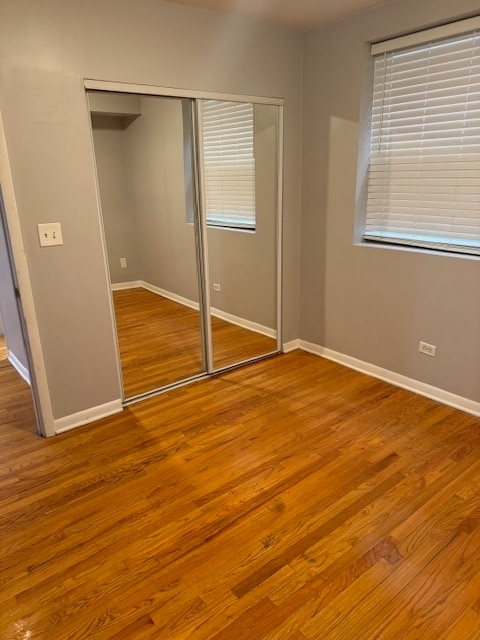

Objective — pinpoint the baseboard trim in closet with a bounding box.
[111,281,143,291]
[54,399,123,434]
[141,281,200,311]
[210,307,276,339]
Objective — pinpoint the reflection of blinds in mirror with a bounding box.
[202,100,255,229]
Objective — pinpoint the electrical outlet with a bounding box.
[37,223,63,247]
[213,283,221,292]
[120,257,127,269]
[419,341,437,357]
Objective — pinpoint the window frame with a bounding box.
[362,16,480,257]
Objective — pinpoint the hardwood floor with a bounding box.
[0,335,37,437]
[113,288,277,398]
[113,288,205,397]
[2,351,480,638]
[211,318,277,372]
[0,335,8,360]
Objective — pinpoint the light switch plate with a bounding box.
[38,223,63,247]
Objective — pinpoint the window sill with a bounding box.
[354,239,480,262]
[207,224,256,234]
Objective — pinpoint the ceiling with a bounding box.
[163,0,390,31]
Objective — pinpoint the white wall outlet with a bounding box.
[120,257,127,269]
[37,223,63,247]
[419,341,437,357]
[213,283,221,292]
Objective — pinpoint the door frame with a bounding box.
[0,111,55,437]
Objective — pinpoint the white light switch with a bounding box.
[38,223,63,247]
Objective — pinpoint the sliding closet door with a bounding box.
[198,100,280,371]
[88,91,206,399]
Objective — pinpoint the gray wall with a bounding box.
[123,96,201,303]
[0,201,28,371]
[91,95,278,329]
[91,116,142,284]
[301,0,480,401]
[5,0,473,423]
[0,0,303,420]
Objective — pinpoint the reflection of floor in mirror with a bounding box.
[112,288,278,398]
[0,335,7,360]
[211,312,277,371]
[0,335,38,437]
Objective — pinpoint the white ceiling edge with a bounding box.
[163,0,393,32]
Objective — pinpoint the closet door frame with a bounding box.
[84,79,284,402]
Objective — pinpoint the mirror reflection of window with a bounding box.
[202,100,256,231]
[205,102,279,371]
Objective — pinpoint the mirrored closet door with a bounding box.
[88,91,206,398]
[87,87,282,402]
[198,100,279,371]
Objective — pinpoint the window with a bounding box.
[365,17,480,255]
[202,100,256,230]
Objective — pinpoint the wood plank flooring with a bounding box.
[0,335,37,437]
[113,289,204,397]
[0,335,8,360]
[2,351,480,638]
[113,288,277,398]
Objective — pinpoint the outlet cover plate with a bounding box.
[419,341,437,357]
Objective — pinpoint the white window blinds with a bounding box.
[202,100,255,229]
[365,20,480,255]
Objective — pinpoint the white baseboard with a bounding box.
[54,399,123,435]
[282,339,300,353]
[141,281,200,311]
[114,281,276,339]
[8,350,31,385]
[299,340,480,418]
[111,280,143,291]
[210,307,276,339]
